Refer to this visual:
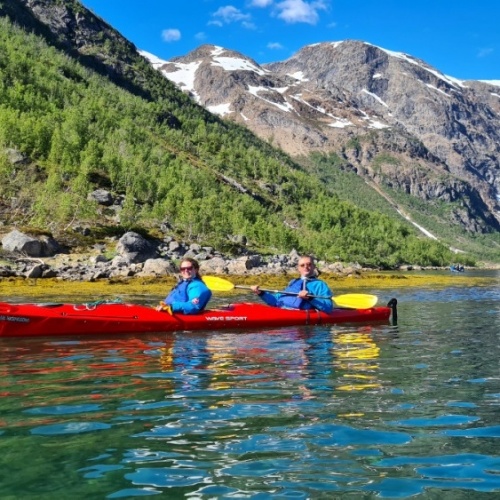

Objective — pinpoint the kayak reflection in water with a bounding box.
[251,255,333,313]
[157,258,212,314]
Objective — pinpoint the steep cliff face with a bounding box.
[150,41,500,234]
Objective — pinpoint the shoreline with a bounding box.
[1,271,496,301]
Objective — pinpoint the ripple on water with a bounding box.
[389,414,480,427]
[372,454,500,495]
[124,467,209,488]
[24,404,102,415]
[30,422,111,435]
[294,423,412,446]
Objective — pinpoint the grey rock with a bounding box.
[116,231,157,263]
[41,268,58,278]
[25,264,43,279]
[181,250,197,259]
[0,266,15,277]
[88,189,114,206]
[2,230,42,257]
[168,241,182,252]
[189,243,202,252]
[139,258,176,277]
[39,235,61,257]
[6,148,29,165]
[194,252,210,261]
[89,254,109,264]
[199,257,228,275]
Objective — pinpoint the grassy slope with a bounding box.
[0,9,467,267]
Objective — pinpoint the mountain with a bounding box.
[145,42,500,244]
[0,0,494,267]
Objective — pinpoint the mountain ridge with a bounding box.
[145,41,500,240]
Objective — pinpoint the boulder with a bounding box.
[116,231,157,263]
[0,266,15,277]
[138,258,176,277]
[25,264,43,279]
[199,257,228,275]
[226,255,261,274]
[89,254,109,265]
[88,189,114,206]
[1,230,42,257]
[39,235,61,257]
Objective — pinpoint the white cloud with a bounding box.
[242,21,257,29]
[267,42,284,49]
[478,47,493,58]
[250,0,274,6]
[276,0,328,24]
[211,5,252,24]
[161,28,181,42]
[195,32,207,41]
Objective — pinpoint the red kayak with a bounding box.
[0,300,397,338]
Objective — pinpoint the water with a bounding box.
[1,274,499,498]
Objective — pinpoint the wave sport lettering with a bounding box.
[205,316,247,321]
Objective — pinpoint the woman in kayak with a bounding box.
[251,255,333,313]
[157,258,212,314]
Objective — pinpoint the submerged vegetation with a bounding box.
[0,15,474,267]
[0,272,490,301]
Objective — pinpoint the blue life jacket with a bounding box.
[165,280,190,305]
[278,278,307,309]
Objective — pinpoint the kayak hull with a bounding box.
[0,301,396,338]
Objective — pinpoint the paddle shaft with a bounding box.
[201,276,378,309]
[233,284,330,299]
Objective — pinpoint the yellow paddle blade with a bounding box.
[333,294,378,309]
[202,276,235,292]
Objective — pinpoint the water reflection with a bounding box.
[146,327,386,401]
[332,328,381,393]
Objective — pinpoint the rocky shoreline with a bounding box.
[0,229,452,282]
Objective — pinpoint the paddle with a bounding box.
[202,276,378,309]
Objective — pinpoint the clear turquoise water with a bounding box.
[1,274,499,498]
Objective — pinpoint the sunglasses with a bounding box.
[180,266,194,272]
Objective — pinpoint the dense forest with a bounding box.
[0,15,466,267]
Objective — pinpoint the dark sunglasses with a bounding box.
[180,266,194,271]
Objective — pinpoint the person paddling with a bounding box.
[157,258,212,314]
[251,255,333,313]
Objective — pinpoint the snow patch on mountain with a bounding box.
[212,56,266,75]
[248,86,294,112]
[480,80,500,87]
[362,89,389,108]
[207,103,232,116]
[369,43,466,90]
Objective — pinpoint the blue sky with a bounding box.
[80,0,499,81]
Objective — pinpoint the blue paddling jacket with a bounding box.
[259,277,333,313]
[163,277,212,314]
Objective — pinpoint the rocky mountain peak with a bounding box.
[146,39,500,235]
